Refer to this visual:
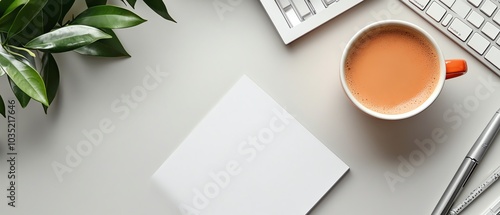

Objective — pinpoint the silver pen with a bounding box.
[432,108,500,215]
[449,165,500,215]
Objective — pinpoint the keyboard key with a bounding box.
[291,0,312,20]
[451,0,471,18]
[494,11,500,25]
[440,0,455,8]
[467,0,483,7]
[303,0,317,15]
[480,0,497,17]
[262,0,365,44]
[285,9,301,26]
[427,2,447,22]
[323,0,338,6]
[482,22,500,40]
[410,0,431,10]
[485,46,500,69]
[277,0,291,8]
[468,33,490,54]
[309,0,326,13]
[401,0,500,74]
[467,11,484,28]
[448,18,473,41]
[276,0,294,27]
[442,14,453,26]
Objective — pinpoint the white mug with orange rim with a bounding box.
[339,20,467,120]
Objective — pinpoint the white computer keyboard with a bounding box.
[400,0,500,76]
[260,0,364,44]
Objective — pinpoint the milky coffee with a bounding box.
[345,24,440,115]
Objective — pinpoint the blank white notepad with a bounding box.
[152,76,349,215]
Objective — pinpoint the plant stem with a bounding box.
[4,47,28,60]
[7,45,36,57]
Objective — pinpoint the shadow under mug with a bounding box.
[339,20,467,120]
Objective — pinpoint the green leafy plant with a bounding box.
[0,0,175,116]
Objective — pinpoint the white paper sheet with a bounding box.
[152,75,349,215]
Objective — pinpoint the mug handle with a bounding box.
[445,59,467,79]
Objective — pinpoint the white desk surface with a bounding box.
[1,0,500,214]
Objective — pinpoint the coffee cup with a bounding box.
[340,20,467,120]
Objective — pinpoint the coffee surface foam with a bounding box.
[345,25,440,115]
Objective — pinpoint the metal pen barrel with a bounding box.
[431,108,500,215]
[431,158,477,215]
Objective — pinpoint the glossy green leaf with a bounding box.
[75,28,130,57]
[41,52,59,113]
[7,0,49,39]
[58,0,75,25]
[0,7,21,33]
[6,50,35,108]
[6,0,63,44]
[0,47,48,106]
[3,0,28,15]
[6,22,38,44]
[0,60,5,76]
[86,0,107,8]
[144,0,175,22]
[0,0,15,16]
[71,5,146,29]
[40,1,62,33]
[24,25,112,53]
[8,76,31,108]
[9,50,35,108]
[0,94,5,117]
[0,33,5,45]
[11,45,36,66]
